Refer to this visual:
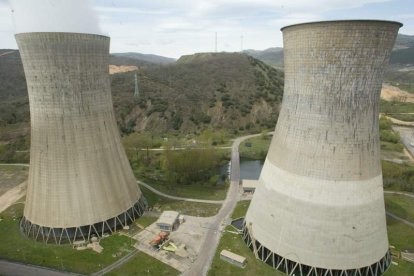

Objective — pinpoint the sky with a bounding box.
[0,0,413,58]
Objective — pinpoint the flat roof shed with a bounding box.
[156,211,180,232]
[220,250,247,268]
[242,179,258,192]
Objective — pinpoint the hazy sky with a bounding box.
[0,0,413,58]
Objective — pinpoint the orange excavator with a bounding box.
[149,232,169,249]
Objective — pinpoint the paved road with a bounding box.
[138,180,223,204]
[0,163,29,167]
[91,249,138,276]
[0,50,16,57]
[393,126,414,158]
[385,190,414,228]
[2,133,414,275]
[386,212,414,228]
[182,133,262,276]
[129,146,232,151]
[0,260,80,276]
[384,190,414,199]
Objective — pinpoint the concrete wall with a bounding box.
[245,20,401,270]
[16,33,142,228]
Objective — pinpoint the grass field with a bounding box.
[386,216,414,275]
[388,113,414,122]
[231,200,250,219]
[208,200,414,276]
[141,186,221,217]
[385,194,414,223]
[239,135,272,160]
[208,201,284,276]
[381,100,414,114]
[140,178,229,201]
[0,204,136,274]
[107,252,179,276]
[135,215,158,228]
[0,202,180,275]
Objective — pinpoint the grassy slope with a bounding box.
[385,194,414,223]
[0,203,178,274]
[140,179,229,201]
[141,186,220,217]
[381,100,414,114]
[239,135,272,160]
[0,204,135,274]
[209,199,414,276]
[107,252,179,276]
[386,217,414,275]
[208,200,284,276]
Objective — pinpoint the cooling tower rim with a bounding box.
[14,31,109,39]
[281,19,403,31]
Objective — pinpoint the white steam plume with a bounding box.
[9,0,102,35]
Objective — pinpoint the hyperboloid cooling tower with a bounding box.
[16,32,146,244]
[243,20,402,275]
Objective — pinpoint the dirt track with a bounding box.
[381,84,414,103]
[109,65,137,74]
[0,181,26,213]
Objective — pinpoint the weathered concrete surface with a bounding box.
[16,33,142,229]
[245,20,401,271]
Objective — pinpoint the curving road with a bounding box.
[393,126,414,158]
[384,190,414,199]
[386,211,414,228]
[181,133,262,276]
[3,132,414,276]
[91,249,139,276]
[384,191,414,228]
[0,163,29,167]
[0,50,16,57]
[137,180,223,204]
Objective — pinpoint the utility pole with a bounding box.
[241,35,244,52]
[134,71,139,97]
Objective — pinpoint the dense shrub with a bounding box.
[380,130,401,144]
[382,160,414,192]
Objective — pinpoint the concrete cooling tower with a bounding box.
[16,33,146,244]
[243,20,402,275]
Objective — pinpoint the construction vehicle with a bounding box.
[149,231,170,249]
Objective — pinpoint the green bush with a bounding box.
[380,129,400,143]
[382,160,414,192]
[379,116,393,131]
[171,114,183,130]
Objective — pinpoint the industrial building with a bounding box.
[241,179,258,193]
[156,211,180,232]
[16,32,146,244]
[243,20,402,275]
[220,250,247,268]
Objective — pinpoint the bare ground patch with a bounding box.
[0,165,28,196]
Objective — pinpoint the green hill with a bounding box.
[390,47,414,66]
[244,34,414,70]
[243,48,284,69]
[112,52,283,133]
[110,52,175,66]
[0,50,284,155]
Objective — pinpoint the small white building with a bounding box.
[242,179,258,193]
[156,211,180,232]
[220,250,247,268]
